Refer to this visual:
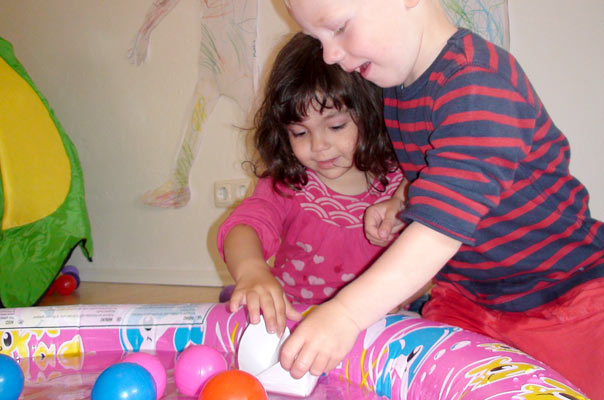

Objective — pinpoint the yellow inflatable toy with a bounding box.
[0,36,92,308]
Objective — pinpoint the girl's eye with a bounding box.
[331,123,346,130]
[290,130,306,138]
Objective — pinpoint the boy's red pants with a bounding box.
[423,278,604,400]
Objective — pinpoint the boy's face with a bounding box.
[287,0,423,88]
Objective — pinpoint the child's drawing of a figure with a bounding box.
[130,0,258,208]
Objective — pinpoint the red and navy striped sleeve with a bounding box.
[384,29,604,311]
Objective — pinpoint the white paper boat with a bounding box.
[237,316,319,397]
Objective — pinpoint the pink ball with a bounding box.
[173,345,228,397]
[122,352,167,400]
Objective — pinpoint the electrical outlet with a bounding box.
[214,179,251,208]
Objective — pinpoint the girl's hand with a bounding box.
[364,179,408,246]
[279,299,361,378]
[229,266,301,336]
[223,225,302,336]
[364,196,406,246]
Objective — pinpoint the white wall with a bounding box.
[508,0,604,220]
[0,0,601,287]
[0,0,296,286]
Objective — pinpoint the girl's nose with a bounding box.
[311,134,329,152]
[322,41,344,65]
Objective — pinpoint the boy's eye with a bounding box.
[334,22,347,35]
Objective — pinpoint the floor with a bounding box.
[38,282,224,307]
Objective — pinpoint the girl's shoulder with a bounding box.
[369,168,404,202]
[240,176,298,214]
[383,167,404,192]
[254,176,294,197]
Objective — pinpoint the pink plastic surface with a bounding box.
[0,303,589,399]
[122,352,167,399]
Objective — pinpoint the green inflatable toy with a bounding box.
[0,37,93,308]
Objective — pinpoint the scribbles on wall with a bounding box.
[130,0,258,209]
[441,0,509,49]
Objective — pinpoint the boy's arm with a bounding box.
[280,221,461,378]
[223,224,301,336]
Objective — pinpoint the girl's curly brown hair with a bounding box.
[251,32,398,191]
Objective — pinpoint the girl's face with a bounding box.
[287,101,367,194]
[287,0,423,88]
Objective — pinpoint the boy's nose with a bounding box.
[322,41,344,65]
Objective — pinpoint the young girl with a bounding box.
[217,32,405,337]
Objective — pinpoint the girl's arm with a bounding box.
[223,224,301,336]
[279,221,462,378]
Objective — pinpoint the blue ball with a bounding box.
[91,362,156,400]
[0,354,24,400]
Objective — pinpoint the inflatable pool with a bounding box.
[0,303,588,399]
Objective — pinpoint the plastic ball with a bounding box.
[91,362,156,400]
[61,265,81,288]
[61,264,80,276]
[122,353,166,400]
[64,271,81,288]
[174,345,228,397]
[199,370,267,400]
[0,354,24,400]
[219,285,235,302]
[45,280,58,297]
[55,273,78,296]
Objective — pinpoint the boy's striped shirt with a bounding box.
[384,28,604,312]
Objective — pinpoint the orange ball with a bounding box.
[199,370,267,400]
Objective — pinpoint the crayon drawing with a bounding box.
[441,0,509,49]
[130,0,258,208]
[131,0,508,209]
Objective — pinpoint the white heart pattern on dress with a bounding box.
[282,272,296,286]
[313,255,324,264]
[301,288,314,299]
[308,276,325,285]
[291,260,305,271]
[296,241,313,252]
[323,287,335,297]
[341,273,355,282]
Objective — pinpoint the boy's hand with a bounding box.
[364,197,406,246]
[229,266,301,336]
[279,299,361,378]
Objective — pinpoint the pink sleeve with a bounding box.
[216,178,290,261]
